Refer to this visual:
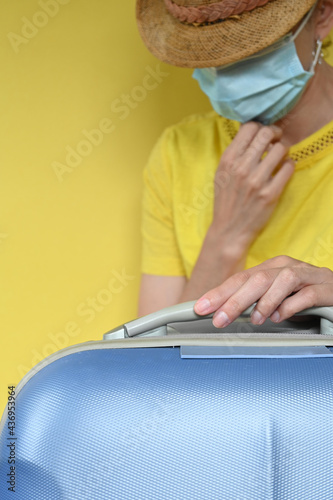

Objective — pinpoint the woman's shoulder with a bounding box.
[166,110,237,131]
[162,111,240,147]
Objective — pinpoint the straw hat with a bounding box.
[136,0,318,68]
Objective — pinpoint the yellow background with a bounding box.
[0,0,210,410]
[1,1,333,412]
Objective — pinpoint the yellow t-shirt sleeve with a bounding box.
[141,128,186,276]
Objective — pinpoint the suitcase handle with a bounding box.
[104,301,333,339]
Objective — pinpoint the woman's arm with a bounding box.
[138,274,186,316]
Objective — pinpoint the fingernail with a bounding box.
[213,311,230,328]
[195,298,211,315]
[271,311,280,323]
[251,310,265,325]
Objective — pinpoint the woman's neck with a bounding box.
[275,61,333,148]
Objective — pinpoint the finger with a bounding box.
[250,266,304,324]
[211,268,281,327]
[271,283,333,323]
[194,270,251,315]
[256,142,289,182]
[228,122,262,158]
[254,265,330,322]
[216,122,262,175]
[267,159,295,200]
[241,125,283,166]
[194,256,299,317]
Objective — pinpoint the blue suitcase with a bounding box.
[1,301,333,499]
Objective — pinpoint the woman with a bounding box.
[136,0,333,327]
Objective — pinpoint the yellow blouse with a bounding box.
[141,112,333,277]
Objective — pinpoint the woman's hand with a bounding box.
[211,122,294,254]
[194,256,333,327]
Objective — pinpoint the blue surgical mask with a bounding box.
[192,6,322,125]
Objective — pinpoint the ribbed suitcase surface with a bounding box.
[1,346,333,499]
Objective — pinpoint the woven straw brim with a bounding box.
[136,0,317,68]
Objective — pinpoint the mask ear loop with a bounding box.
[311,38,324,71]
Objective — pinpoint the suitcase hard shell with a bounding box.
[1,301,333,499]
